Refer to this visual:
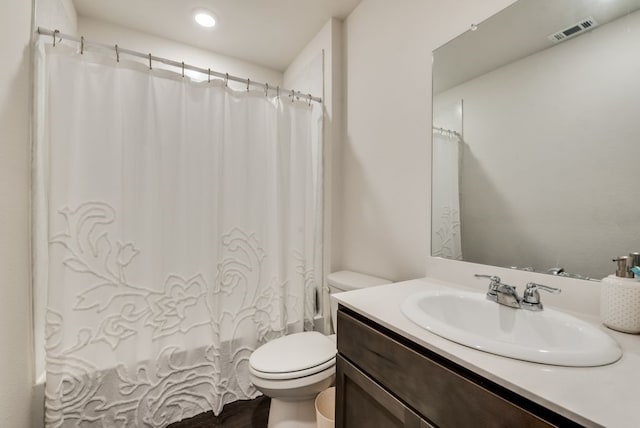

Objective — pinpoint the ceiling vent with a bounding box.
[548,17,598,43]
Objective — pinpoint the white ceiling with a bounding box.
[72,0,363,71]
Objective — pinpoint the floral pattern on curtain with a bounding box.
[34,42,322,427]
[432,129,463,260]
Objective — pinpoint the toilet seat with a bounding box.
[249,332,336,380]
[251,356,336,380]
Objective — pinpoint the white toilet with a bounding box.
[249,270,391,428]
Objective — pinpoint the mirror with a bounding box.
[432,0,640,281]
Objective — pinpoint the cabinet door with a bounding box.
[338,309,561,428]
[336,355,435,428]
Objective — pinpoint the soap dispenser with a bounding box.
[601,255,640,333]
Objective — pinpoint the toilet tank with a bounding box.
[327,270,392,333]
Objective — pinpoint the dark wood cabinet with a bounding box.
[335,307,586,428]
[336,355,434,428]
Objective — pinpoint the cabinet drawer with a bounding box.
[337,309,556,428]
[336,355,434,428]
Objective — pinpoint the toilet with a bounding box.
[249,270,391,428]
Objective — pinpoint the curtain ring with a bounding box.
[80,36,84,55]
[264,83,269,97]
[148,53,152,70]
[225,73,229,87]
[53,29,60,47]
[308,93,312,106]
[181,61,185,78]
[208,68,211,83]
[115,44,120,63]
[246,78,250,92]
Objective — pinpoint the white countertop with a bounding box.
[334,277,640,428]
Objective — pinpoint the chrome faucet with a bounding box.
[473,274,501,302]
[494,282,522,309]
[547,267,565,275]
[474,274,520,309]
[474,275,561,311]
[521,282,561,311]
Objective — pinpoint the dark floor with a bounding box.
[168,396,270,428]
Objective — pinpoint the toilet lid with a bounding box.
[250,332,336,375]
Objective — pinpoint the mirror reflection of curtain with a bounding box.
[432,99,463,260]
[432,130,463,260]
[34,41,322,427]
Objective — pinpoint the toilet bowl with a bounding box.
[249,332,336,428]
[249,271,391,428]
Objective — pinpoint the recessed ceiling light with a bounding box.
[194,11,216,28]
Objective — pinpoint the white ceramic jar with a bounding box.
[601,275,640,333]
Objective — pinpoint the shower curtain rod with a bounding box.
[433,126,463,140]
[37,27,323,104]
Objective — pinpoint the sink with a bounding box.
[401,290,622,367]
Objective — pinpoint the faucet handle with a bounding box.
[522,282,561,309]
[475,274,502,301]
[474,274,501,283]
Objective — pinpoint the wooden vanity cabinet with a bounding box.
[336,355,434,427]
[335,307,585,428]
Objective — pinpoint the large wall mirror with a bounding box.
[432,0,640,281]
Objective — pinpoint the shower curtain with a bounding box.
[431,131,462,260]
[34,42,322,427]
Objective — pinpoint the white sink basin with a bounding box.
[401,290,622,367]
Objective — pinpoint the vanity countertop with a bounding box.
[333,277,640,428]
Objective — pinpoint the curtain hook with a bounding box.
[115,44,120,63]
[148,53,152,70]
[225,73,229,87]
[246,78,250,92]
[290,89,295,102]
[264,83,269,97]
[276,86,280,99]
[308,93,312,106]
[80,36,84,54]
[53,29,60,47]
[208,68,211,83]
[181,61,185,78]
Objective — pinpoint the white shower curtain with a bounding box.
[34,42,322,427]
[431,131,462,260]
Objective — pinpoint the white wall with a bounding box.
[36,0,77,34]
[284,18,343,331]
[436,10,640,279]
[0,0,34,427]
[283,20,342,269]
[77,17,283,90]
[341,0,516,281]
